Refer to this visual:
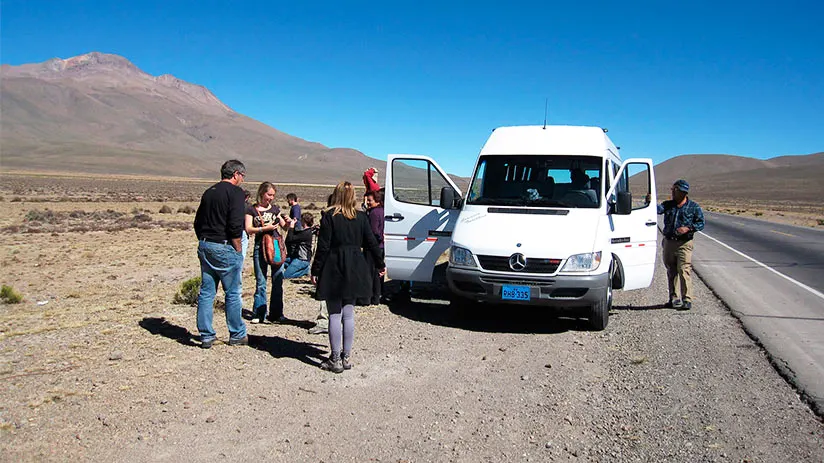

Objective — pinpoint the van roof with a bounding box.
[480,125,620,158]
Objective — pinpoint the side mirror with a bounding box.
[440,187,459,210]
[612,191,632,215]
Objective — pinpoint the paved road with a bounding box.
[690,212,824,415]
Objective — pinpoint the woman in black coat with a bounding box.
[311,181,385,373]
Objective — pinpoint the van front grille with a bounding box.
[480,276,555,287]
[477,255,561,274]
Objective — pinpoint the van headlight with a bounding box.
[449,246,477,268]
[561,251,602,272]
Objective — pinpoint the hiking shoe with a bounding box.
[671,299,683,309]
[228,336,248,346]
[320,355,344,373]
[680,301,692,311]
[201,337,216,349]
[308,324,328,335]
[266,316,288,324]
[341,353,353,370]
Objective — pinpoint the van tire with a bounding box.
[588,284,612,331]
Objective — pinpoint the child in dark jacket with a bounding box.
[283,212,315,279]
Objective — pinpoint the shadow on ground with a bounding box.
[139,317,198,347]
[613,303,669,311]
[241,309,315,328]
[247,335,327,368]
[139,317,327,367]
[383,278,589,334]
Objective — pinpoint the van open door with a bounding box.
[385,155,462,282]
[605,158,657,290]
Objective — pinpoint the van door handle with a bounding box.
[645,221,657,226]
[385,213,404,222]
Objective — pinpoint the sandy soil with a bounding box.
[1,176,822,461]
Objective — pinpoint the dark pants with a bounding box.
[366,248,385,304]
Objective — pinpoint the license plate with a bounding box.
[501,285,530,301]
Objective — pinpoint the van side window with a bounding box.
[625,163,652,210]
[393,158,452,207]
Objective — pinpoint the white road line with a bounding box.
[699,232,824,301]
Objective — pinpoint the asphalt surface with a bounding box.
[689,212,824,416]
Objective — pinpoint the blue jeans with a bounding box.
[197,240,246,342]
[253,240,284,321]
[282,257,310,279]
[241,231,249,258]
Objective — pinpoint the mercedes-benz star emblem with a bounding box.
[509,253,527,271]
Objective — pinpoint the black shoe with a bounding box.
[228,336,248,346]
[265,316,288,324]
[671,299,683,309]
[679,301,692,311]
[201,337,216,349]
[320,355,344,373]
[341,352,353,370]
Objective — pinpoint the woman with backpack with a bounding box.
[245,181,288,324]
[311,181,385,373]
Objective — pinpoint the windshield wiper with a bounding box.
[525,198,572,207]
[468,198,524,206]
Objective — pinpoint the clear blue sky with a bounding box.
[2,0,822,176]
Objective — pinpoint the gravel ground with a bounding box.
[1,226,822,462]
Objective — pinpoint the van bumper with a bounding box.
[446,266,609,307]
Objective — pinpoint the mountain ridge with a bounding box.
[1,52,385,183]
[653,152,824,203]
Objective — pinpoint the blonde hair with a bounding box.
[256,182,277,205]
[329,181,357,219]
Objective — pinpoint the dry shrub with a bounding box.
[177,205,196,214]
[1,285,23,304]
[159,205,173,214]
[305,203,318,210]
[161,221,191,231]
[25,209,58,223]
[173,277,201,305]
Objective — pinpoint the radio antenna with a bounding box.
[543,98,548,129]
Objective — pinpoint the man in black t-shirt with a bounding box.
[193,160,248,348]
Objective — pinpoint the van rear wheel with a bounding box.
[588,284,612,331]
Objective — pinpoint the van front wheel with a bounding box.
[588,284,612,331]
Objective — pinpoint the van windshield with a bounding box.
[466,155,602,208]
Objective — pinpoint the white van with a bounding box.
[384,125,657,330]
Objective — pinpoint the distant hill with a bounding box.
[0,52,384,183]
[654,153,824,203]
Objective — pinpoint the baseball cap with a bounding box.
[673,179,690,192]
